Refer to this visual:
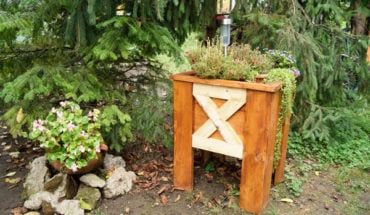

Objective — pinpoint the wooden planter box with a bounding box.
[171,71,292,214]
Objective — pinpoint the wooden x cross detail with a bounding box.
[192,84,246,158]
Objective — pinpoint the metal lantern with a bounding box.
[116,4,124,16]
[218,0,236,56]
[217,0,236,15]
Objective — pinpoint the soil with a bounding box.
[0,124,369,215]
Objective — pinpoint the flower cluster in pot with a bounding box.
[29,101,105,172]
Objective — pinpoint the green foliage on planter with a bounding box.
[266,68,296,165]
[186,42,272,81]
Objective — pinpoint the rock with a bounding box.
[55,200,84,215]
[80,173,105,188]
[44,173,63,192]
[103,167,136,198]
[41,201,54,215]
[23,156,49,198]
[24,212,41,215]
[24,191,58,210]
[54,174,78,199]
[74,184,101,209]
[103,154,125,169]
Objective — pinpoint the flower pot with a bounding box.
[49,152,104,175]
[48,143,108,175]
[171,71,292,214]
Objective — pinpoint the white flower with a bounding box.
[51,107,57,113]
[60,101,67,107]
[56,111,64,119]
[79,146,86,153]
[71,163,78,172]
[80,130,88,138]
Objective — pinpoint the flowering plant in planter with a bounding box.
[29,101,105,172]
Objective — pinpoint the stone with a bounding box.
[56,200,84,215]
[103,154,125,169]
[24,212,41,215]
[41,201,54,215]
[103,167,137,198]
[24,191,58,210]
[74,184,101,209]
[80,173,105,188]
[53,174,78,199]
[44,173,63,192]
[23,156,49,198]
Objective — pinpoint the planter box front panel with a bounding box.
[192,83,245,159]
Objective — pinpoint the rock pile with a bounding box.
[23,154,136,215]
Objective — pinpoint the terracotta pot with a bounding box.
[48,143,108,175]
[49,152,104,175]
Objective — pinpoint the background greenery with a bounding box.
[0,0,369,173]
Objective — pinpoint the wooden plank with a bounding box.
[171,71,282,92]
[193,99,244,142]
[173,80,194,191]
[193,94,242,146]
[192,137,243,159]
[239,90,281,214]
[274,114,291,185]
[193,83,247,100]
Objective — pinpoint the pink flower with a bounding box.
[32,119,46,132]
[71,163,78,172]
[67,122,75,131]
[95,146,101,153]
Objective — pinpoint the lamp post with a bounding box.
[217,0,236,56]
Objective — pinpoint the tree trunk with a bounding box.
[351,0,367,35]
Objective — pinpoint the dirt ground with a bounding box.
[0,123,369,215]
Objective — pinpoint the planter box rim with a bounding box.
[171,71,282,92]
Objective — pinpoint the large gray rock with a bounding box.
[74,184,101,209]
[23,156,50,198]
[24,191,58,210]
[44,173,64,192]
[53,174,78,199]
[79,173,105,188]
[103,167,136,198]
[55,200,84,215]
[103,154,125,169]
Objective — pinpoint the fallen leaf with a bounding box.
[3,145,11,151]
[5,171,16,177]
[16,108,24,123]
[157,184,170,195]
[205,173,214,182]
[5,177,21,184]
[1,142,6,146]
[124,207,130,214]
[9,152,20,159]
[193,192,204,204]
[160,194,168,205]
[161,176,169,182]
[174,194,181,203]
[280,198,294,203]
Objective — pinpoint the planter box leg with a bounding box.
[240,91,281,214]
[173,81,194,191]
[274,114,291,185]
